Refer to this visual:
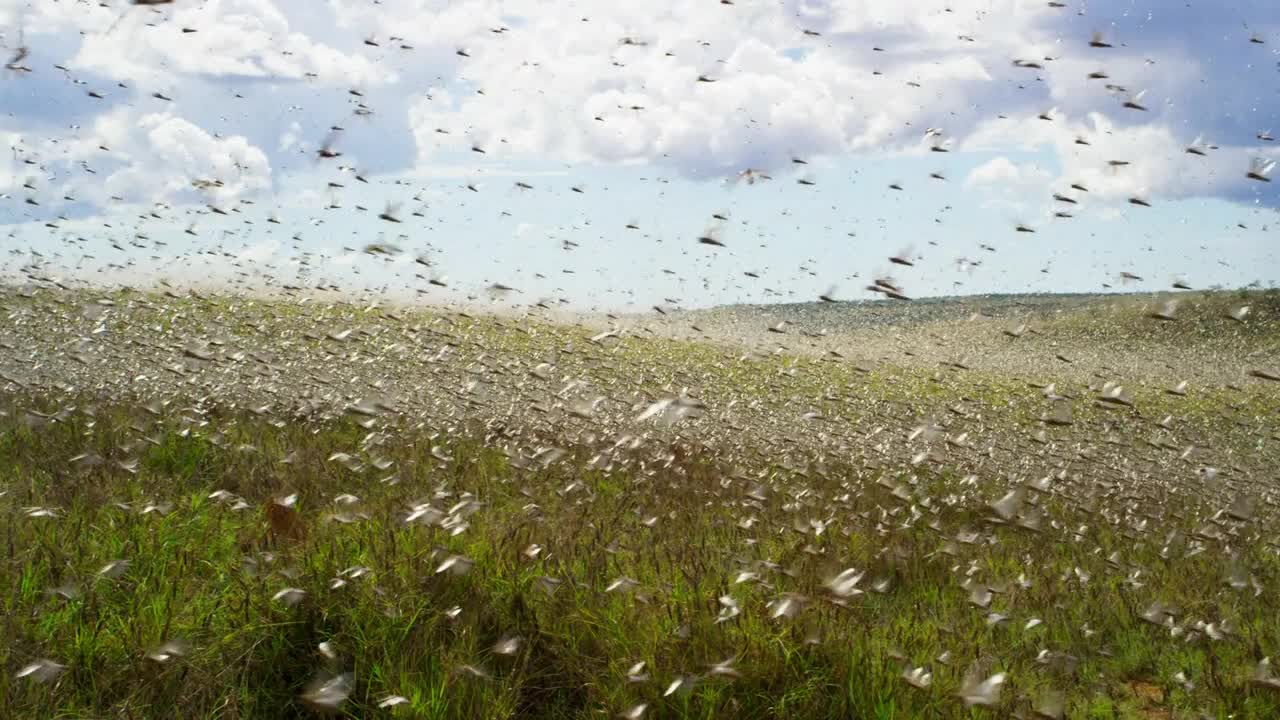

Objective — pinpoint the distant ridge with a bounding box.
[634,288,1271,336]
[704,290,1202,314]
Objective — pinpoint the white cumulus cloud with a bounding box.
[57,0,389,88]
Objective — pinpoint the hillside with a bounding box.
[1,286,1278,719]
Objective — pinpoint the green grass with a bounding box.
[1,398,1278,719]
[1,287,1278,718]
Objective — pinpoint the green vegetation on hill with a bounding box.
[0,288,1278,719]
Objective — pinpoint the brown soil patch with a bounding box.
[1127,681,1171,720]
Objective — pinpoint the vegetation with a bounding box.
[1,288,1278,718]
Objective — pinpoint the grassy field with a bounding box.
[1,288,1279,718]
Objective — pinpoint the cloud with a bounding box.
[237,238,281,263]
[401,1,1032,177]
[133,112,271,203]
[0,130,26,194]
[278,121,303,152]
[966,156,1051,191]
[965,112,1280,205]
[3,0,1279,233]
[387,0,1280,193]
[13,0,388,88]
[328,0,505,49]
[2,107,271,213]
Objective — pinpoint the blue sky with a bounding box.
[1,0,1277,310]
